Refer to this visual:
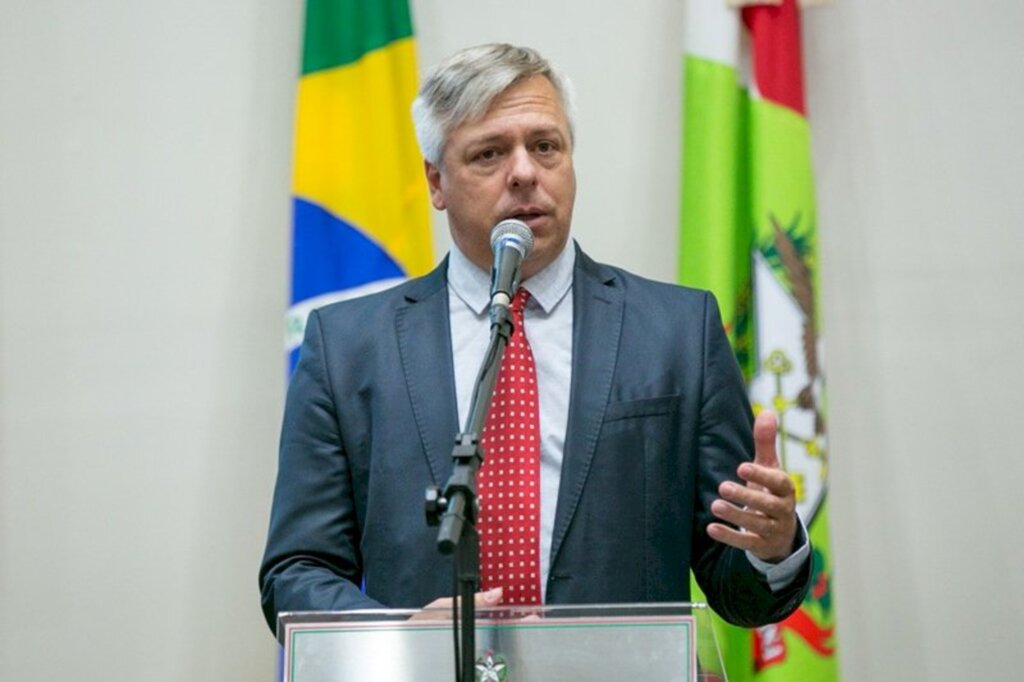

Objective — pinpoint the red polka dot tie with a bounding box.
[478,288,541,605]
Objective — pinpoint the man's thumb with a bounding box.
[753,410,779,467]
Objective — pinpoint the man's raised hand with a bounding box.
[707,411,798,562]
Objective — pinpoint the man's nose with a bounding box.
[507,147,538,189]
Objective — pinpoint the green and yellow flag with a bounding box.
[681,0,838,679]
[287,0,433,371]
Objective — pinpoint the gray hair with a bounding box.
[412,44,576,166]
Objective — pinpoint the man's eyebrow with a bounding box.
[465,125,567,146]
[529,126,566,137]
[464,132,509,147]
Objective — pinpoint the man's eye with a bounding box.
[536,140,558,154]
[475,148,499,162]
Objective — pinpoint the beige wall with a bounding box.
[805,2,1024,679]
[1,1,1021,680]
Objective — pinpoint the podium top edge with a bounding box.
[276,602,709,643]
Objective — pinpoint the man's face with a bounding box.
[425,75,576,280]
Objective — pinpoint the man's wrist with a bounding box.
[746,515,810,592]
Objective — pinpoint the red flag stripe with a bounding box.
[753,607,835,672]
[783,607,836,656]
[743,0,807,116]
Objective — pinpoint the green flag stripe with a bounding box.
[302,0,413,75]
[680,56,751,294]
[680,55,756,373]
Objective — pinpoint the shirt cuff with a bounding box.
[745,515,810,593]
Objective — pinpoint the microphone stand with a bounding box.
[426,302,515,682]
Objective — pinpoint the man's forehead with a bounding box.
[488,76,561,110]
[454,79,568,136]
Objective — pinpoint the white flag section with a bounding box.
[749,250,827,523]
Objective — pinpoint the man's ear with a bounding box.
[424,160,445,210]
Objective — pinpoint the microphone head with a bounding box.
[490,219,534,258]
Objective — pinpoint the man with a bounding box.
[260,44,810,634]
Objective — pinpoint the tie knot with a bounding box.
[511,287,530,313]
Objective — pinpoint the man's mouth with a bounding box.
[506,210,546,224]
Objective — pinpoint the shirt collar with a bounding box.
[447,238,576,315]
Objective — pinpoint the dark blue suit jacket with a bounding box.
[259,246,810,632]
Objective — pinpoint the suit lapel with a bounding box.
[395,261,459,485]
[549,250,623,568]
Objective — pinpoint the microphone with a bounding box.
[489,219,534,310]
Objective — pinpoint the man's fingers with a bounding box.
[720,475,790,512]
[707,515,796,561]
[707,522,764,554]
[475,587,503,607]
[710,499,776,537]
[410,588,503,621]
[735,463,796,499]
[410,598,452,621]
[752,410,780,469]
[711,465,799,562]
[712,481,790,522]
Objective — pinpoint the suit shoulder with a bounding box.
[312,264,447,329]
[595,259,714,312]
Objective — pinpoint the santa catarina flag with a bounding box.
[680,0,838,680]
[286,0,433,371]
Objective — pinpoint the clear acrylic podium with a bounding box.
[278,602,726,681]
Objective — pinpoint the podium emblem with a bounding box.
[474,650,508,682]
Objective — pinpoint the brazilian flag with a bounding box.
[287,0,433,371]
